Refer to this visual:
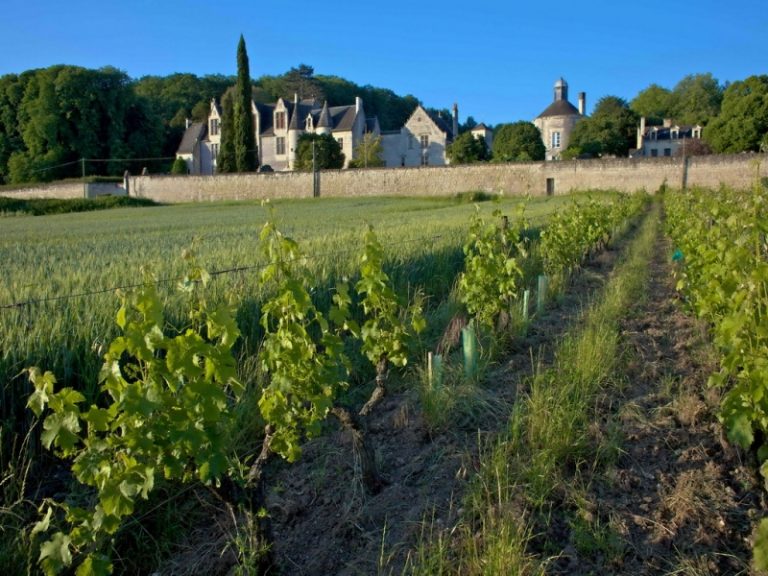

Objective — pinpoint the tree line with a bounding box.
[2,54,765,184]
[0,54,420,184]
[452,73,768,164]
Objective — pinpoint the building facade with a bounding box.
[380,104,459,168]
[631,117,704,158]
[178,95,379,174]
[533,78,586,161]
[178,96,489,172]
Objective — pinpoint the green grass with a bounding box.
[0,195,157,216]
[407,200,658,574]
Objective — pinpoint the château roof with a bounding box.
[536,99,581,119]
[177,122,206,154]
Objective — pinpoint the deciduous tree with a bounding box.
[295,133,345,170]
[565,96,638,158]
[704,75,768,153]
[348,133,384,168]
[669,73,723,126]
[447,131,489,164]
[631,83,673,124]
[491,122,544,162]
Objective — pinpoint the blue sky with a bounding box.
[1,0,765,126]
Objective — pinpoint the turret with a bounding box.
[316,101,332,135]
[554,78,568,102]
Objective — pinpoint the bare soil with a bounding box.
[544,230,763,575]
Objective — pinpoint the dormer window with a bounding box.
[671,128,679,140]
[692,127,702,139]
[275,111,286,130]
[306,116,313,130]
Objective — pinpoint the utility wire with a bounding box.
[0,234,448,311]
[28,159,82,174]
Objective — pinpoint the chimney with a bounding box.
[578,92,586,116]
[356,96,362,113]
[637,116,646,150]
[185,118,190,130]
[452,103,459,138]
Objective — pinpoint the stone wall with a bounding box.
[0,182,86,200]
[128,154,767,204]
[6,154,767,204]
[1,181,127,200]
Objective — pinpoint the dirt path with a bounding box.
[551,221,763,575]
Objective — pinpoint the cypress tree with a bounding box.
[233,34,257,171]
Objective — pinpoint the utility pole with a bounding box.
[312,140,320,197]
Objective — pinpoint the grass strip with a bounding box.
[0,195,158,216]
[408,200,659,575]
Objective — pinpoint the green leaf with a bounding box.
[116,305,127,329]
[727,412,755,449]
[31,505,53,537]
[83,406,112,433]
[754,518,768,571]
[41,411,82,453]
[39,532,73,575]
[76,553,113,576]
[27,367,57,416]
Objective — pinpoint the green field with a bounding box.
[0,193,598,405]
[1,191,626,574]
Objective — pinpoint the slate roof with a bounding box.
[255,102,276,135]
[317,101,332,129]
[536,99,581,119]
[365,117,379,133]
[642,125,698,141]
[330,105,358,132]
[177,122,207,154]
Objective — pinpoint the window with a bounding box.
[420,135,429,149]
[211,143,219,159]
[651,149,658,157]
[210,118,219,136]
[275,111,286,130]
[337,138,343,149]
[276,137,285,155]
[551,131,561,149]
[664,148,671,157]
